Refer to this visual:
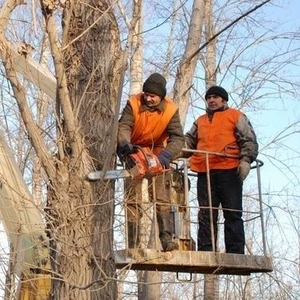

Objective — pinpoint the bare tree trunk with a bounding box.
[202,1,219,299]
[129,0,144,94]
[137,180,162,299]
[125,1,163,297]
[173,0,205,124]
[48,1,123,299]
[204,0,216,87]
[204,274,219,300]
[0,0,125,298]
[138,271,161,300]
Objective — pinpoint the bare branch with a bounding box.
[187,0,272,63]
[0,0,56,179]
[40,0,81,160]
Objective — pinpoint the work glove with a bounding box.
[237,160,251,181]
[158,150,172,169]
[117,141,135,162]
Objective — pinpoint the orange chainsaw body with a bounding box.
[124,148,164,179]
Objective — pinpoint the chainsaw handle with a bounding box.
[132,144,142,152]
[132,145,151,168]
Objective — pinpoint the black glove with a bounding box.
[158,150,172,169]
[117,141,134,161]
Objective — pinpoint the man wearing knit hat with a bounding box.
[117,73,184,251]
[184,85,258,254]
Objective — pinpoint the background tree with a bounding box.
[1,0,125,298]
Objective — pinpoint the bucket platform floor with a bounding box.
[115,249,273,275]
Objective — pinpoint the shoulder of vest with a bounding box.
[226,107,242,117]
[129,93,143,107]
[198,108,241,120]
[129,93,143,101]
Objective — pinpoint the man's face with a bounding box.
[143,93,162,107]
[206,94,226,110]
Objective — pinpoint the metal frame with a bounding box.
[116,151,273,275]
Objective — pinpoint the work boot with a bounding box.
[159,232,178,251]
[157,212,178,252]
[127,221,140,248]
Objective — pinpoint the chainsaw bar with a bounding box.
[87,169,131,181]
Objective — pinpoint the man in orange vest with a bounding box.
[185,86,258,254]
[117,73,185,251]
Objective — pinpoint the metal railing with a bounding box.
[181,148,267,256]
[119,148,267,257]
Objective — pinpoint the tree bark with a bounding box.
[40,0,124,299]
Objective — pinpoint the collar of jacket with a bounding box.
[140,96,166,112]
[206,102,228,115]
[206,102,228,121]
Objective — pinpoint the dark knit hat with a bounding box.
[142,73,167,98]
[205,86,228,102]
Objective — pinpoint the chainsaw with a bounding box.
[87,146,164,181]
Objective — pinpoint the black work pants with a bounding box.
[197,168,245,254]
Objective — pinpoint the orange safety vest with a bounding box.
[190,108,241,172]
[129,93,177,155]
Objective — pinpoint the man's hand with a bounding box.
[237,160,251,181]
[117,141,134,161]
[158,150,172,169]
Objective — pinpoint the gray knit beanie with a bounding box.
[205,86,228,102]
[142,73,167,98]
